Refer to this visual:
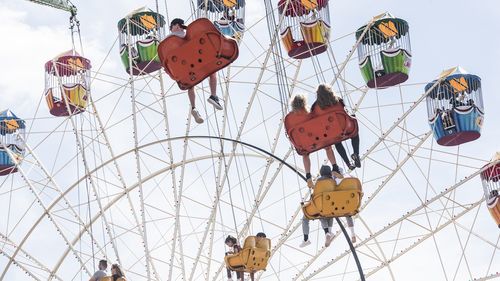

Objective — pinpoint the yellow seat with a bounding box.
[300,20,330,44]
[302,177,363,219]
[63,84,88,109]
[101,277,126,281]
[224,236,271,273]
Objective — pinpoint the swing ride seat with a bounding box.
[45,84,88,117]
[302,177,363,220]
[284,103,358,155]
[101,276,126,281]
[158,18,239,90]
[225,236,271,273]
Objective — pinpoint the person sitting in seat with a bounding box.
[289,94,343,188]
[225,235,244,281]
[441,109,455,129]
[311,84,361,169]
[300,165,340,248]
[332,166,357,243]
[168,18,223,124]
[89,259,107,281]
[301,165,357,246]
[110,264,126,281]
[249,232,267,281]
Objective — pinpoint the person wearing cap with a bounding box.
[168,18,223,124]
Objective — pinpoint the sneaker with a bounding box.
[351,153,361,168]
[227,278,233,281]
[191,108,204,124]
[307,178,314,188]
[347,163,356,171]
[325,233,334,247]
[208,95,223,110]
[299,240,311,248]
[351,236,357,244]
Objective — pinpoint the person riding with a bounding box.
[89,259,107,281]
[300,165,357,247]
[289,94,343,188]
[248,232,268,281]
[110,264,126,281]
[311,84,361,169]
[225,235,244,281]
[168,18,223,124]
[300,165,340,248]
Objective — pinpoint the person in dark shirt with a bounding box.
[311,84,361,169]
[225,235,244,281]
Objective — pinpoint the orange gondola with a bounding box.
[284,102,358,155]
[158,18,239,90]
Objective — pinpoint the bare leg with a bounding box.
[346,216,356,243]
[188,88,196,109]
[302,154,311,175]
[209,73,217,97]
[324,146,337,165]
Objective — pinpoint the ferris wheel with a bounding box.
[1,1,499,281]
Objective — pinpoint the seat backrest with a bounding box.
[313,178,336,195]
[256,238,271,250]
[243,236,256,248]
[334,177,362,192]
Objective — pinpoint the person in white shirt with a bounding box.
[89,259,107,281]
[168,18,223,124]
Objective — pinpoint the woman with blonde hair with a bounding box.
[312,84,361,170]
[289,94,343,187]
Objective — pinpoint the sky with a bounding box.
[1,0,500,280]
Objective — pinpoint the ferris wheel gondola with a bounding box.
[426,66,484,146]
[0,110,25,176]
[356,12,411,89]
